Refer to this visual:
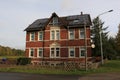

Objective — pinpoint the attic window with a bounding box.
[73,20,79,23]
[49,17,58,26]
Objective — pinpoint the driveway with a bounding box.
[0,72,120,80]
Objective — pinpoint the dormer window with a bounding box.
[73,19,79,23]
[49,17,58,26]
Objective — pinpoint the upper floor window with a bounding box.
[73,19,79,23]
[80,47,86,58]
[49,17,58,26]
[53,17,58,25]
[29,48,34,57]
[56,30,60,40]
[80,28,85,39]
[37,48,43,58]
[30,32,35,41]
[38,31,43,41]
[69,47,75,58]
[51,30,60,40]
[69,29,74,40]
[50,48,60,58]
[51,31,55,40]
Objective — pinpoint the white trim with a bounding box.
[38,31,43,41]
[30,32,35,41]
[26,46,91,49]
[79,46,86,58]
[44,28,66,32]
[37,48,43,58]
[50,45,60,58]
[26,38,91,42]
[69,47,75,58]
[68,29,75,40]
[79,28,85,39]
[50,28,60,40]
[29,48,35,58]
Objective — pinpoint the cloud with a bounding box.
[61,0,76,11]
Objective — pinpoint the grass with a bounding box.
[95,60,120,73]
[0,60,120,75]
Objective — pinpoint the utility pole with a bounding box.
[97,10,113,64]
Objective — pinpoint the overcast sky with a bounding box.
[0,0,120,49]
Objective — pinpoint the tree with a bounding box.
[0,45,25,56]
[106,37,117,59]
[91,17,109,58]
[116,24,120,56]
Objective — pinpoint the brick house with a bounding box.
[24,12,92,66]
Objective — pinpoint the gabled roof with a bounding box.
[24,18,48,31]
[24,12,92,31]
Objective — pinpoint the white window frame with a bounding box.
[69,47,75,58]
[79,28,85,39]
[50,47,60,58]
[49,17,58,26]
[80,47,86,58]
[30,32,35,41]
[50,29,60,40]
[51,30,55,40]
[29,48,34,58]
[38,31,43,41]
[37,48,43,58]
[69,29,75,40]
[53,17,58,26]
[56,30,60,40]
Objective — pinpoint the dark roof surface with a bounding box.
[24,13,92,31]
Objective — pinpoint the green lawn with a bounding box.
[95,60,120,72]
[0,60,120,75]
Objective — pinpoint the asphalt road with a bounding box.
[0,72,80,80]
[0,72,120,80]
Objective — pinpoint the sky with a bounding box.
[0,0,120,50]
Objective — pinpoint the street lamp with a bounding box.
[97,10,113,64]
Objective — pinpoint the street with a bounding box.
[0,72,79,80]
[0,72,120,80]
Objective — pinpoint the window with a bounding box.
[38,31,43,41]
[51,48,55,58]
[69,29,74,40]
[80,47,86,57]
[49,17,58,26]
[56,30,60,40]
[29,48,34,57]
[50,48,60,58]
[53,17,58,26]
[51,30,60,40]
[51,31,55,40]
[69,48,75,58]
[37,48,43,58]
[80,28,85,39]
[56,48,60,57]
[73,19,79,23]
[30,32,35,41]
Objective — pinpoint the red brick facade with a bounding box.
[25,13,92,65]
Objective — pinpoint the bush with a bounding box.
[17,57,31,65]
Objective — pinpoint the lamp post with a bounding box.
[97,10,113,64]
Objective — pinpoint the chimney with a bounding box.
[81,12,83,15]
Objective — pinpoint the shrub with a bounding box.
[17,57,31,65]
